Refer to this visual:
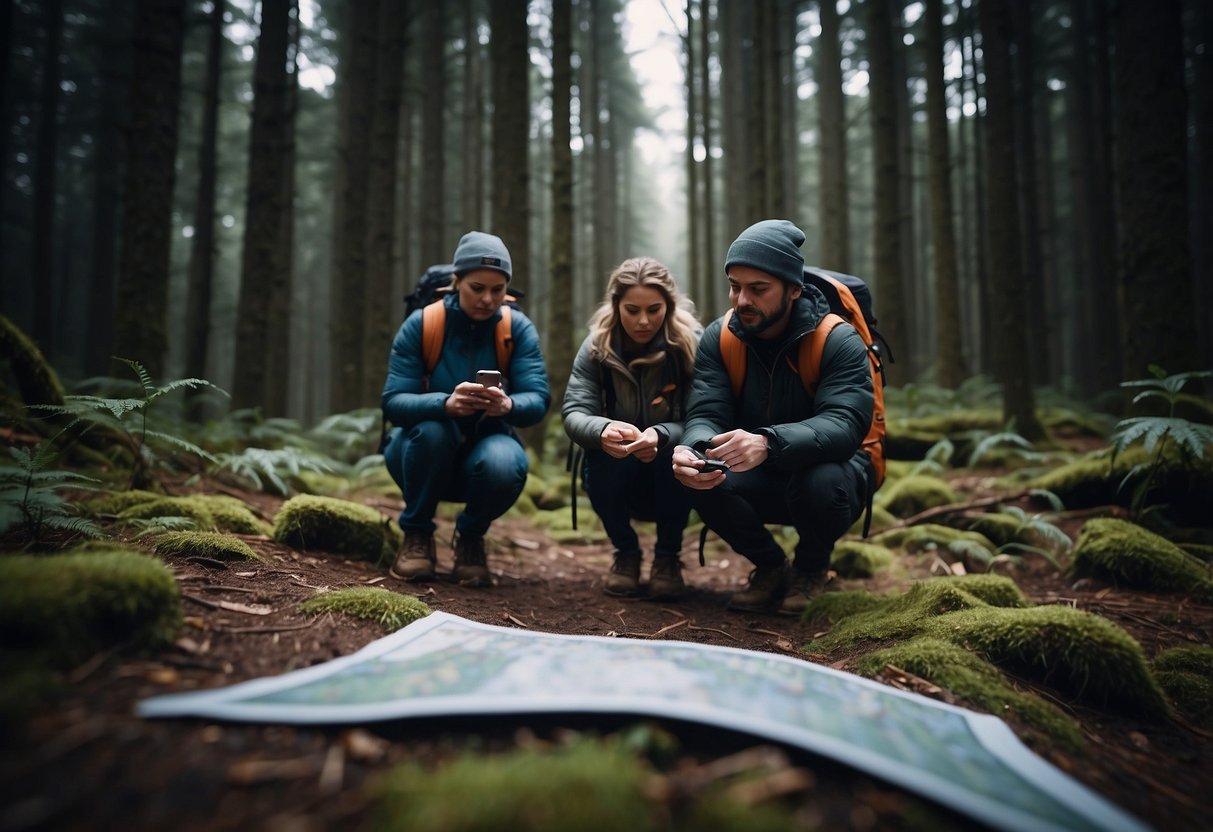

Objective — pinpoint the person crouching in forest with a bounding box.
[382,231,551,587]
[562,257,702,598]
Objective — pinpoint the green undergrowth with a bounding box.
[373,737,798,832]
[830,541,895,579]
[83,490,271,535]
[299,587,430,632]
[853,638,1085,753]
[1071,518,1213,602]
[0,547,181,662]
[271,494,402,562]
[872,524,997,554]
[151,530,262,561]
[805,576,1166,716]
[1153,646,1213,729]
[876,475,958,519]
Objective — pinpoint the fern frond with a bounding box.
[967,431,1035,467]
[1109,417,1173,457]
[39,514,106,539]
[128,515,198,536]
[143,429,220,463]
[146,376,228,402]
[999,506,1028,522]
[1024,518,1073,552]
[115,357,156,396]
[1028,489,1065,511]
[948,539,993,567]
[997,542,1062,570]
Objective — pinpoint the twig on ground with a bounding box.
[220,619,321,635]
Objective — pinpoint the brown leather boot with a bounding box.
[452,533,492,587]
[778,569,832,617]
[726,559,791,613]
[390,531,436,581]
[648,556,686,600]
[603,551,642,596]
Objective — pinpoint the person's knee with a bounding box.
[788,463,863,523]
[473,437,529,489]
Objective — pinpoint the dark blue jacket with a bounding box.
[381,294,551,440]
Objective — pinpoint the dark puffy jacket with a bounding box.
[381,294,551,441]
[682,286,873,473]
[562,331,693,451]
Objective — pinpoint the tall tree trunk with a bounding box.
[889,0,919,378]
[329,0,378,413]
[265,3,299,418]
[548,0,574,415]
[233,0,292,411]
[816,0,849,273]
[699,0,716,320]
[963,6,990,376]
[1034,85,1063,390]
[420,0,445,265]
[1192,0,1213,366]
[113,0,186,377]
[761,0,784,216]
[866,0,907,372]
[362,0,405,404]
[86,42,123,377]
[183,0,225,406]
[1114,0,1195,377]
[745,1,768,220]
[924,0,964,388]
[489,0,530,292]
[979,0,1043,439]
[462,0,484,230]
[1011,0,1046,382]
[685,0,700,301]
[32,0,64,358]
[717,0,748,241]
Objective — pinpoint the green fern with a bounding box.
[30,357,227,489]
[1109,368,1213,517]
[212,446,335,496]
[967,430,1044,468]
[0,444,104,547]
[909,437,953,476]
[127,515,199,538]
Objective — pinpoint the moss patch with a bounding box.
[854,638,1084,753]
[0,548,182,662]
[152,531,263,562]
[271,495,402,562]
[299,587,430,632]
[876,475,958,518]
[193,495,272,536]
[808,577,1165,716]
[965,513,1033,549]
[847,504,896,536]
[1153,646,1213,729]
[1071,518,1213,602]
[873,523,997,555]
[830,541,895,578]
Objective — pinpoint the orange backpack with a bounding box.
[718,270,887,491]
[420,301,514,376]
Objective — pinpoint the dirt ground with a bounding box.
[1,486,1210,831]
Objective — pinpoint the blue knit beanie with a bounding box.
[724,220,806,287]
[452,231,512,281]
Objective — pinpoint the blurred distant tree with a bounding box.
[32,0,63,358]
[419,0,445,266]
[462,0,484,230]
[490,0,529,292]
[113,0,186,377]
[547,0,574,417]
[816,0,849,274]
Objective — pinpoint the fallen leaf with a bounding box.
[217,600,274,616]
[511,537,541,550]
[364,576,387,585]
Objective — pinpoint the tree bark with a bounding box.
[233,0,292,412]
[816,0,849,273]
[489,0,530,292]
[462,0,484,230]
[978,0,1043,439]
[717,0,748,241]
[1192,0,1213,367]
[32,0,64,358]
[923,0,964,388]
[419,0,446,266]
[699,0,716,320]
[685,0,700,299]
[1114,0,1195,377]
[113,0,186,377]
[548,0,574,417]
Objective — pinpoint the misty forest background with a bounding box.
[1,0,1209,436]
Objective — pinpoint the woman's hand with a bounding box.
[623,427,661,462]
[601,421,640,459]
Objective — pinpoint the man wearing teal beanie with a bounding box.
[671,220,876,614]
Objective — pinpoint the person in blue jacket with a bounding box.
[381,231,551,587]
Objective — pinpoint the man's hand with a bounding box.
[671,444,726,490]
[445,381,511,418]
[601,421,640,459]
[622,427,661,462]
[702,428,768,473]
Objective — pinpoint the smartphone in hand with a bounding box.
[476,370,502,388]
[692,448,729,473]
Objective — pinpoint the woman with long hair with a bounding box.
[562,256,701,598]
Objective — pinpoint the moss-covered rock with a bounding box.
[830,541,895,578]
[853,638,1084,753]
[117,496,216,529]
[808,577,1164,716]
[0,548,182,662]
[193,495,273,536]
[965,512,1033,549]
[272,494,402,562]
[152,531,263,562]
[876,475,958,518]
[802,590,888,624]
[79,489,166,516]
[1071,518,1213,602]
[299,587,430,632]
[872,523,997,555]
[1153,646,1213,729]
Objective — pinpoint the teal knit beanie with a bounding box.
[452,231,512,281]
[724,219,806,287]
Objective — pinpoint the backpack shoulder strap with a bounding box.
[799,312,846,393]
[719,309,746,397]
[494,305,514,371]
[421,300,446,373]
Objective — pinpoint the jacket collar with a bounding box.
[725,283,830,348]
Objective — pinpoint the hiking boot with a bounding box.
[604,551,642,596]
[389,531,436,581]
[778,569,832,617]
[648,556,686,600]
[726,559,791,613]
[452,533,492,587]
